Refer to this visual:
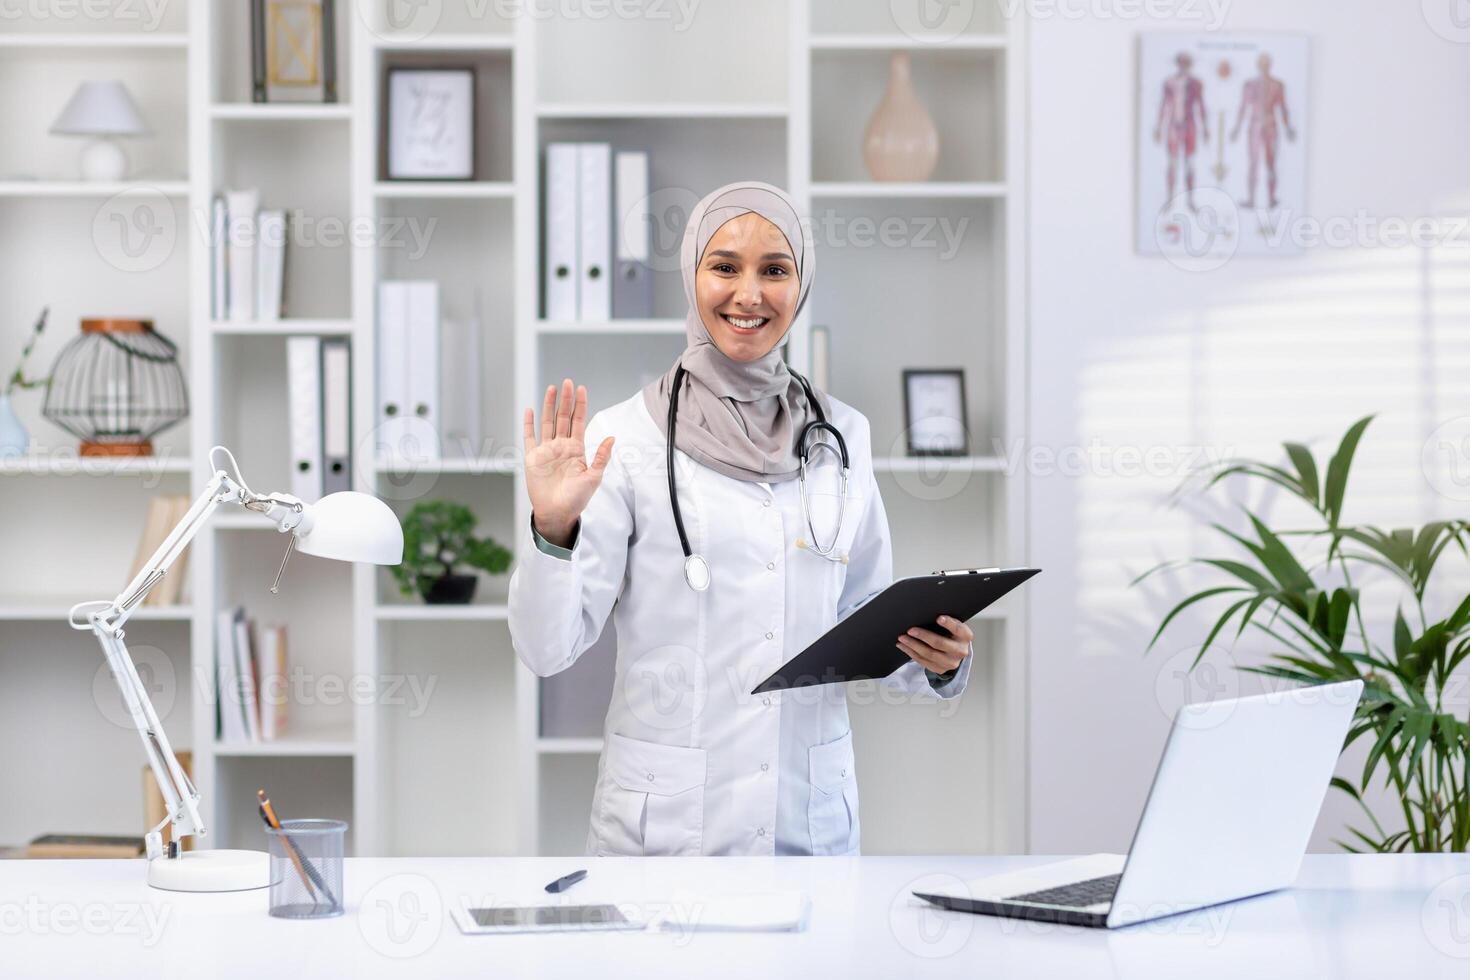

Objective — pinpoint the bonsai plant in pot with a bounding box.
[1139,416,1470,851]
[391,500,512,605]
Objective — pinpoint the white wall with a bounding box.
[1027,0,1470,853]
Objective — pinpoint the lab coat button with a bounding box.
[766,561,775,571]
[757,827,766,837]
[762,697,771,707]
[764,631,774,640]
[760,762,769,772]
[762,499,771,507]
[647,773,655,782]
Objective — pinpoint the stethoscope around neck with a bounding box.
[667,363,850,592]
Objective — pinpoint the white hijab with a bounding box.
[640,181,830,483]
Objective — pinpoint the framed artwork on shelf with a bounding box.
[250,0,338,104]
[902,368,969,457]
[386,67,477,181]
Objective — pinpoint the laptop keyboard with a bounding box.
[1005,873,1121,908]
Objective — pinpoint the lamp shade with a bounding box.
[296,492,404,565]
[51,81,149,136]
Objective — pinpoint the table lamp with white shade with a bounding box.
[50,80,149,182]
[68,446,403,892]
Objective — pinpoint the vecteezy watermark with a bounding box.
[92,187,178,274]
[0,897,172,946]
[359,873,443,958]
[1154,185,1239,273]
[93,644,178,730]
[1153,644,1239,730]
[0,0,172,30]
[998,0,1231,29]
[1254,209,1470,252]
[1422,0,1470,44]
[619,643,703,732]
[889,874,975,958]
[360,0,701,42]
[201,667,439,719]
[1421,416,1470,502]
[1423,874,1470,958]
[191,208,437,263]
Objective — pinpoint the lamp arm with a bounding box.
[66,467,307,861]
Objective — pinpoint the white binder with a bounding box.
[441,313,482,460]
[224,189,258,322]
[377,281,410,462]
[613,150,654,318]
[404,281,441,461]
[256,209,287,321]
[321,338,351,493]
[286,335,323,502]
[210,195,227,321]
[544,142,579,322]
[578,142,611,321]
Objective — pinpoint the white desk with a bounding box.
[3,854,1468,978]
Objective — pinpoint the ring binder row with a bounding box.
[211,189,288,323]
[287,336,352,502]
[544,143,654,321]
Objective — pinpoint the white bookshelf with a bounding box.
[0,1,1028,859]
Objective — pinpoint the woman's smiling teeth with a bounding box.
[722,313,769,332]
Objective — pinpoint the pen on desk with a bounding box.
[545,869,588,893]
[257,788,338,910]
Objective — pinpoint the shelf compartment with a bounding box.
[212,724,356,757]
[374,603,509,621]
[376,473,517,608]
[373,180,514,199]
[536,318,686,336]
[811,47,1004,185]
[0,33,189,49]
[810,0,1008,37]
[376,47,514,183]
[211,0,352,106]
[375,456,517,475]
[810,34,1007,51]
[0,454,191,476]
[0,598,191,622]
[208,104,352,121]
[536,102,787,119]
[537,737,603,755]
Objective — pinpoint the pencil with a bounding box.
[257,788,317,901]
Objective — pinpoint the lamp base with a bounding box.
[78,137,129,182]
[147,849,270,892]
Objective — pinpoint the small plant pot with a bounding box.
[422,574,478,605]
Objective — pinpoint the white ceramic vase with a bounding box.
[862,52,940,182]
[0,393,29,458]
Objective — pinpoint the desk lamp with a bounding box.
[68,446,403,892]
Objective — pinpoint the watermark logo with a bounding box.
[0,897,172,945]
[1422,0,1470,44]
[1421,416,1470,502]
[890,0,976,43]
[889,874,974,957]
[93,187,177,273]
[93,644,177,730]
[627,184,700,274]
[1154,185,1238,273]
[619,643,703,731]
[1153,644,1239,730]
[0,0,173,31]
[1423,874,1470,958]
[360,0,443,40]
[359,873,443,958]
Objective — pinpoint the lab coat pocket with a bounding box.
[807,729,860,856]
[600,732,707,856]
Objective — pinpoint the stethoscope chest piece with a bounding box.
[684,553,711,592]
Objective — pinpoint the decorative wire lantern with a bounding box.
[41,318,189,457]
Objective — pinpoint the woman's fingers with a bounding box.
[556,378,574,439]
[539,384,556,445]
[588,435,615,474]
[897,616,973,673]
[896,635,958,673]
[570,384,589,442]
[522,407,536,455]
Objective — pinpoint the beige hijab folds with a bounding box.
[640,181,831,484]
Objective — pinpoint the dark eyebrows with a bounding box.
[706,248,796,263]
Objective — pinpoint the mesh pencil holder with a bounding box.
[265,819,347,919]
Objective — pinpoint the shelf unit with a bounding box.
[0,1,1027,858]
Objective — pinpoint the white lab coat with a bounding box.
[507,391,971,857]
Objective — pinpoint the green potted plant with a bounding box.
[391,500,512,605]
[1,307,48,457]
[1139,416,1470,851]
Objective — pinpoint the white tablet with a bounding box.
[452,903,646,935]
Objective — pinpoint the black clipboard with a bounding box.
[751,567,1040,694]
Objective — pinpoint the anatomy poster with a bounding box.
[1136,33,1309,263]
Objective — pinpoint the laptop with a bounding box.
[914,679,1363,928]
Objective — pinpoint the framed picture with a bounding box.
[386,68,476,181]
[250,0,338,103]
[1135,32,1309,262]
[902,369,969,457]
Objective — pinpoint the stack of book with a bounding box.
[215,607,289,744]
[129,494,192,606]
[211,188,288,322]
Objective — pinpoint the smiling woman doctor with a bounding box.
[508,181,975,858]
